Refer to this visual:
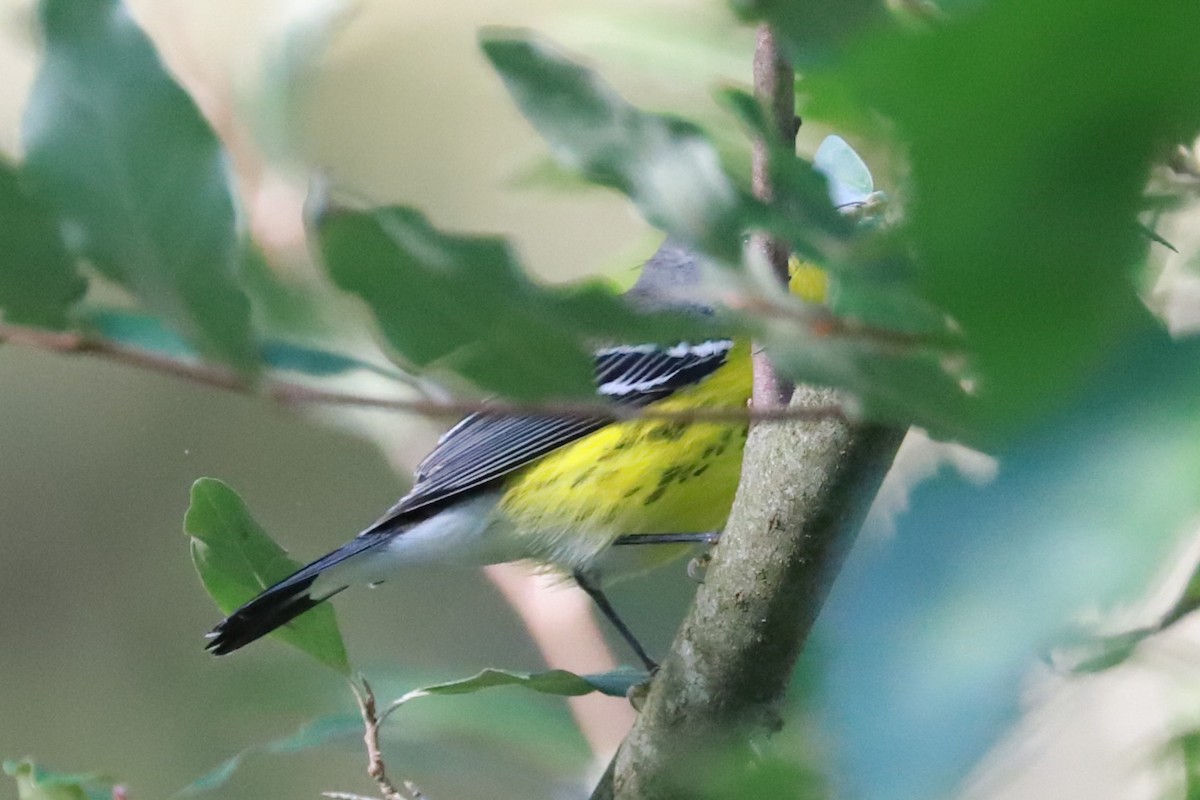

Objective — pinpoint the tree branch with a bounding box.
[341,678,428,800]
[592,23,908,800]
[0,320,846,425]
[599,391,904,798]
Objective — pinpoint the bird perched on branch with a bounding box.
[206,240,799,670]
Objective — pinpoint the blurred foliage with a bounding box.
[314,198,713,400]
[20,0,255,368]
[0,158,84,328]
[797,0,1200,435]
[1,760,113,800]
[3,0,1200,798]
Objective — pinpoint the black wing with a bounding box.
[364,339,734,528]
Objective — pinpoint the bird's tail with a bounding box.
[205,535,384,655]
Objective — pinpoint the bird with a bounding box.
[206,240,759,671]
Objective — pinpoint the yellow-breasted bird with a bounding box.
[206,241,818,669]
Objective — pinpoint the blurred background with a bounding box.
[0,0,757,797]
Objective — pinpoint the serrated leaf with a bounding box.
[21,0,254,368]
[481,29,753,263]
[0,159,86,329]
[185,478,350,674]
[315,202,712,400]
[2,760,112,800]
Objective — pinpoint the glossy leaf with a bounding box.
[22,0,254,367]
[0,159,86,329]
[315,202,712,400]
[185,478,350,674]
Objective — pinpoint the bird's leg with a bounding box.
[611,531,721,546]
[573,570,658,673]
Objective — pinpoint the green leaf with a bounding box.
[185,478,350,674]
[1179,730,1200,800]
[2,760,112,800]
[386,667,647,712]
[730,0,888,66]
[480,28,753,263]
[813,135,874,208]
[21,0,255,368]
[0,158,86,329]
[804,0,1200,436]
[315,202,712,400]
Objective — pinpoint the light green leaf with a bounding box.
[0,158,86,328]
[814,135,874,208]
[181,713,360,795]
[185,478,350,674]
[2,760,112,800]
[315,202,712,400]
[22,0,254,368]
[386,667,647,713]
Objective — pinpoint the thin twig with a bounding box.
[749,23,797,408]
[348,678,427,800]
[0,320,847,425]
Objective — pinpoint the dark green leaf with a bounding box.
[22,0,255,367]
[2,760,112,800]
[731,0,889,66]
[315,202,712,400]
[185,478,350,674]
[804,0,1200,436]
[481,29,754,263]
[0,158,86,328]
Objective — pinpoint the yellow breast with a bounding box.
[497,340,752,574]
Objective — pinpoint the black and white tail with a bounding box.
[205,535,384,655]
